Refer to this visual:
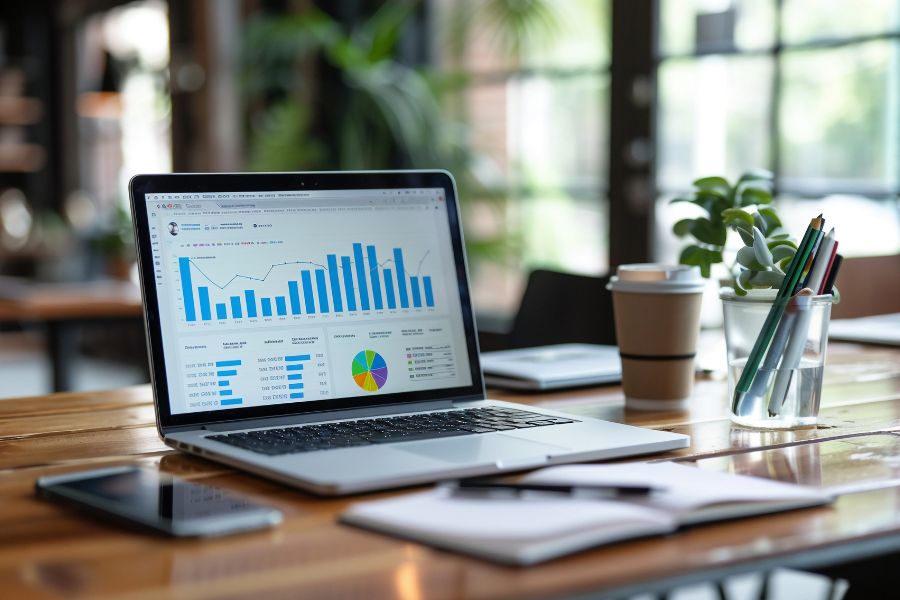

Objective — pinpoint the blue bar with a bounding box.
[230,296,243,318]
[423,276,434,307]
[353,243,370,310]
[341,256,357,311]
[394,248,409,308]
[261,297,272,317]
[284,354,310,362]
[366,245,383,310]
[315,269,330,313]
[327,255,343,312]
[217,369,237,377]
[410,276,422,308]
[219,390,233,396]
[215,359,241,367]
[288,281,301,315]
[218,380,230,387]
[215,303,227,319]
[244,290,257,318]
[383,268,397,309]
[288,373,302,381]
[275,296,287,316]
[286,365,303,372]
[199,287,212,320]
[289,393,304,399]
[220,398,243,406]
[289,383,303,390]
[301,270,316,314]
[179,258,196,322]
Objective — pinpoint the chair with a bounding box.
[830,254,900,319]
[478,269,615,351]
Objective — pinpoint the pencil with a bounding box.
[732,214,824,414]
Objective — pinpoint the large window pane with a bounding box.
[776,195,900,257]
[433,0,609,73]
[659,0,775,56]
[468,193,608,314]
[509,74,607,191]
[780,41,899,194]
[782,0,900,44]
[657,56,773,191]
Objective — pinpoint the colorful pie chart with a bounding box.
[352,350,388,392]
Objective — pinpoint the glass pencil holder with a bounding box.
[721,290,832,430]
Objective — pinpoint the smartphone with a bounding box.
[36,466,283,537]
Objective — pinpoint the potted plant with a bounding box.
[670,169,797,297]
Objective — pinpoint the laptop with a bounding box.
[130,171,688,495]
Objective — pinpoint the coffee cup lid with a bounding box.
[607,264,705,294]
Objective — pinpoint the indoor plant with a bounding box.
[670,170,797,296]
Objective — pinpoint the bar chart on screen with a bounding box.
[174,241,438,329]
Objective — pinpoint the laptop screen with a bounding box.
[135,175,476,422]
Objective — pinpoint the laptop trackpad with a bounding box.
[397,434,570,465]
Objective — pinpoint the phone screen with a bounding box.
[38,468,282,536]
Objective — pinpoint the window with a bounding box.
[430,0,611,315]
[655,0,900,266]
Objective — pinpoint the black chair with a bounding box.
[478,269,616,351]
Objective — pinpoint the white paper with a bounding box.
[524,461,829,514]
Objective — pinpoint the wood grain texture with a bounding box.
[0,281,142,322]
[0,344,898,598]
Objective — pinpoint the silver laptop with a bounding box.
[130,171,688,495]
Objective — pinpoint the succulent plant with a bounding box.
[670,170,797,296]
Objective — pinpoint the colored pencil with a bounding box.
[732,215,823,415]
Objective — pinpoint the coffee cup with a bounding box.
[607,264,705,410]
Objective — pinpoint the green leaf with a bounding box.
[749,270,785,288]
[767,238,797,250]
[673,218,694,237]
[771,245,796,263]
[739,186,773,207]
[753,226,774,266]
[693,176,731,196]
[758,207,782,233]
[678,245,722,278]
[778,256,794,271]
[736,225,754,246]
[735,270,752,295]
[736,246,764,270]
[737,168,774,183]
[722,208,754,229]
[689,217,727,246]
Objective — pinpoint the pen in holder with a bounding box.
[723,292,832,430]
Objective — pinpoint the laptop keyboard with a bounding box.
[206,407,578,456]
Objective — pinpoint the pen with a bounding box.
[732,214,823,415]
[450,480,661,496]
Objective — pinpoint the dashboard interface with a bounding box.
[143,187,473,415]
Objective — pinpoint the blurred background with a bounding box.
[0,0,898,397]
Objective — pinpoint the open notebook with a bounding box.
[341,462,831,565]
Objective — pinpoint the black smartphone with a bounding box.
[36,466,282,537]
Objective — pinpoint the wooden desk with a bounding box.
[1,343,899,598]
[0,281,144,391]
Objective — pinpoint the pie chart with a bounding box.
[352,350,388,392]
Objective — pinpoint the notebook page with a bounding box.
[343,487,672,542]
[525,462,830,515]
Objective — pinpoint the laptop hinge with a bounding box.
[195,399,457,433]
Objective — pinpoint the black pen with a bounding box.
[450,479,662,496]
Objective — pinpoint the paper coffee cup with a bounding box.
[607,264,704,410]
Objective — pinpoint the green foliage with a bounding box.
[670,170,795,295]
